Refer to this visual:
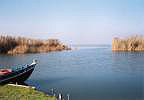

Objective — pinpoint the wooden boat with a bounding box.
[0,69,12,75]
[0,60,37,84]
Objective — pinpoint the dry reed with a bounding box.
[112,35,144,51]
[0,35,70,54]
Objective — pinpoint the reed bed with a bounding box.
[0,35,70,54]
[112,35,144,51]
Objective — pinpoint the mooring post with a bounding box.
[51,88,54,94]
[58,93,62,100]
[67,94,70,100]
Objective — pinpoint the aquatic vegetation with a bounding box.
[112,35,144,51]
[0,35,71,54]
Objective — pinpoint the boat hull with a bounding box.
[0,64,36,85]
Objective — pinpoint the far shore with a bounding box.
[112,35,144,52]
[0,35,71,54]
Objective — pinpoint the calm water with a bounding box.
[0,46,144,100]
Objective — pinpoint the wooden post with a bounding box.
[67,94,70,100]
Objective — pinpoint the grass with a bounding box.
[0,85,56,100]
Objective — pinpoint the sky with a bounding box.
[0,0,144,44]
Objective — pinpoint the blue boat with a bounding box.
[0,60,37,84]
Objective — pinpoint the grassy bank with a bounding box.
[0,35,70,54]
[112,35,144,51]
[0,85,56,100]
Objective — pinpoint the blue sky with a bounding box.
[0,0,144,44]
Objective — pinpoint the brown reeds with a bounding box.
[112,35,144,51]
[0,35,70,54]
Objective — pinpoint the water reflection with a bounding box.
[112,52,144,73]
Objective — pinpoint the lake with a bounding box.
[0,46,143,100]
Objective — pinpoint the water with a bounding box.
[0,46,144,100]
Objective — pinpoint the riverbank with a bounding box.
[0,35,71,54]
[0,84,56,100]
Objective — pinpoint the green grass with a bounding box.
[0,85,56,100]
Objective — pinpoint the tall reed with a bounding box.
[0,35,70,54]
[112,35,144,51]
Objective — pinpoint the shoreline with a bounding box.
[0,84,57,100]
